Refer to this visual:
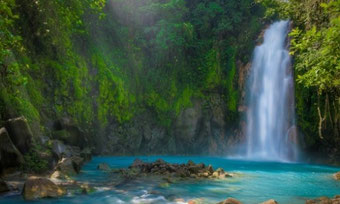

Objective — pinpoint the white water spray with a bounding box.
[245,21,298,162]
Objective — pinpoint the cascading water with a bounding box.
[245,20,298,162]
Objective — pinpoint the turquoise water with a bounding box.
[1,156,340,204]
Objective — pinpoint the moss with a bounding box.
[225,47,239,113]
[22,144,50,173]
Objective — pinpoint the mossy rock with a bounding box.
[22,177,66,200]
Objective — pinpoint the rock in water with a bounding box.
[22,177,65,200]
[0,127,24,174]
[124,158,229,180]
[333,172,340,180]
[56,157,82,176]
[306,195,340,204]
[0,179,9,193]
[97,163,111,171]
[130,159,145,168]
[5,117,33,154]
[217,198,243,204]
[261,199,278,204]
[207,165,214,174]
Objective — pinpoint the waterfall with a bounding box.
[245,21,298,162]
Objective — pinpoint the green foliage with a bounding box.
[22,144,49,173]
[290,18,340,92]
[93,54,136,125]
[0,0,269,133]
[225,49,238,113]
[284,0,340,145]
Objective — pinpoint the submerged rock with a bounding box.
[0,127,24,174]
[97,163,111,171]
[22,177,65,200]
[217,197,243,204]
[80,183,94,194]
[188,198,205,204]
[5,116,33,154]
[261,199,278,204]
[306,195,340,204]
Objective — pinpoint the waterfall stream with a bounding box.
[245,21,298,161]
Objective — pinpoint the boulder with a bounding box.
[5,116,33,154]
[0,179,9,193]
[22,177,65,200]
[333,172,340,180]
[306,195,340,204]
[207,165,214,174]
[80,183,94,194]
[50,170,68,180]
[51,140,70,160]
[71,156,84,172]
[97,163,111,171]
[215,168,225,175]
[188,198,205,204]
[0,127,24,174]
[187,160,195,166]
[188,164,202,174]
[217,198,243,204]
[56,157,80,176]
[130,159,145,168]
[261,199,278,204]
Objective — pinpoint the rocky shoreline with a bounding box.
[1,156,340,203]
[1,117,340,203]
[0,116,92,200]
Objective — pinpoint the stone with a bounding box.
[187,160,195,166]
[5,116,33,154]
[130,159,144,168]
[71,156,84,172]
[154,159,166,165]
[56,157,79,176]
[0,127,24,174]
[50,170,68,180]
[51,140,70,160]
[216,168,225,175]
[207,165,214,174]
[188,199,205,204]
[217,198,243,204]
[97,163,111,171]
[122,159,228,180]
[80,183,94,194]
[212,171,219,178]
[305,195,340,204]
[261,199,278,204]
[0,179,9,193]
[22,177,65,200]
[333,172,340,180]
[188,165,202,174]
[306,196,332,204]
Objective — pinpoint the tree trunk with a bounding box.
[317,91,327,139]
